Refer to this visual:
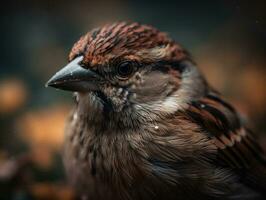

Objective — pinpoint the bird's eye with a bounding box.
[116,61,135,79]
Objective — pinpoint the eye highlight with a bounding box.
[116,61,137,79]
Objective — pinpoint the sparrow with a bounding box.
[46,22,266,200]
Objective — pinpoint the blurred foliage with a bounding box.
[0,0,265,199]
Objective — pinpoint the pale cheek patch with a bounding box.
[133,65,206,120]
[141,91,188,115]
[133,90,189,122]
[160,94,186,113]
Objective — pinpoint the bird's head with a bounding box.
[47,22,206,123]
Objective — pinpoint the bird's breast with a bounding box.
[63,113,150,199]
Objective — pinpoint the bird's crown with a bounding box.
[69,22,188,68]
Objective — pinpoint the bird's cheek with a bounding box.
[130,87,168,105]
[98,86,128,111]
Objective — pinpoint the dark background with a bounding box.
[0,0,265,199]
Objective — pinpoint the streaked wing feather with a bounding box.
[184,92,266,191]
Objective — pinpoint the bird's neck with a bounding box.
[74,64,208,131]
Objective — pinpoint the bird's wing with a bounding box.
[183,92,266,191]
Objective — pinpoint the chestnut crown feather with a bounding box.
[69,22,188,67]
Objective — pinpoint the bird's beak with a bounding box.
[46,56,101,92]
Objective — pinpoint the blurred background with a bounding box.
[0,0,265,199]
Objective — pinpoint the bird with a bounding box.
[46,22,266,200]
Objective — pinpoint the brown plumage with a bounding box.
[47,22,266,200]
